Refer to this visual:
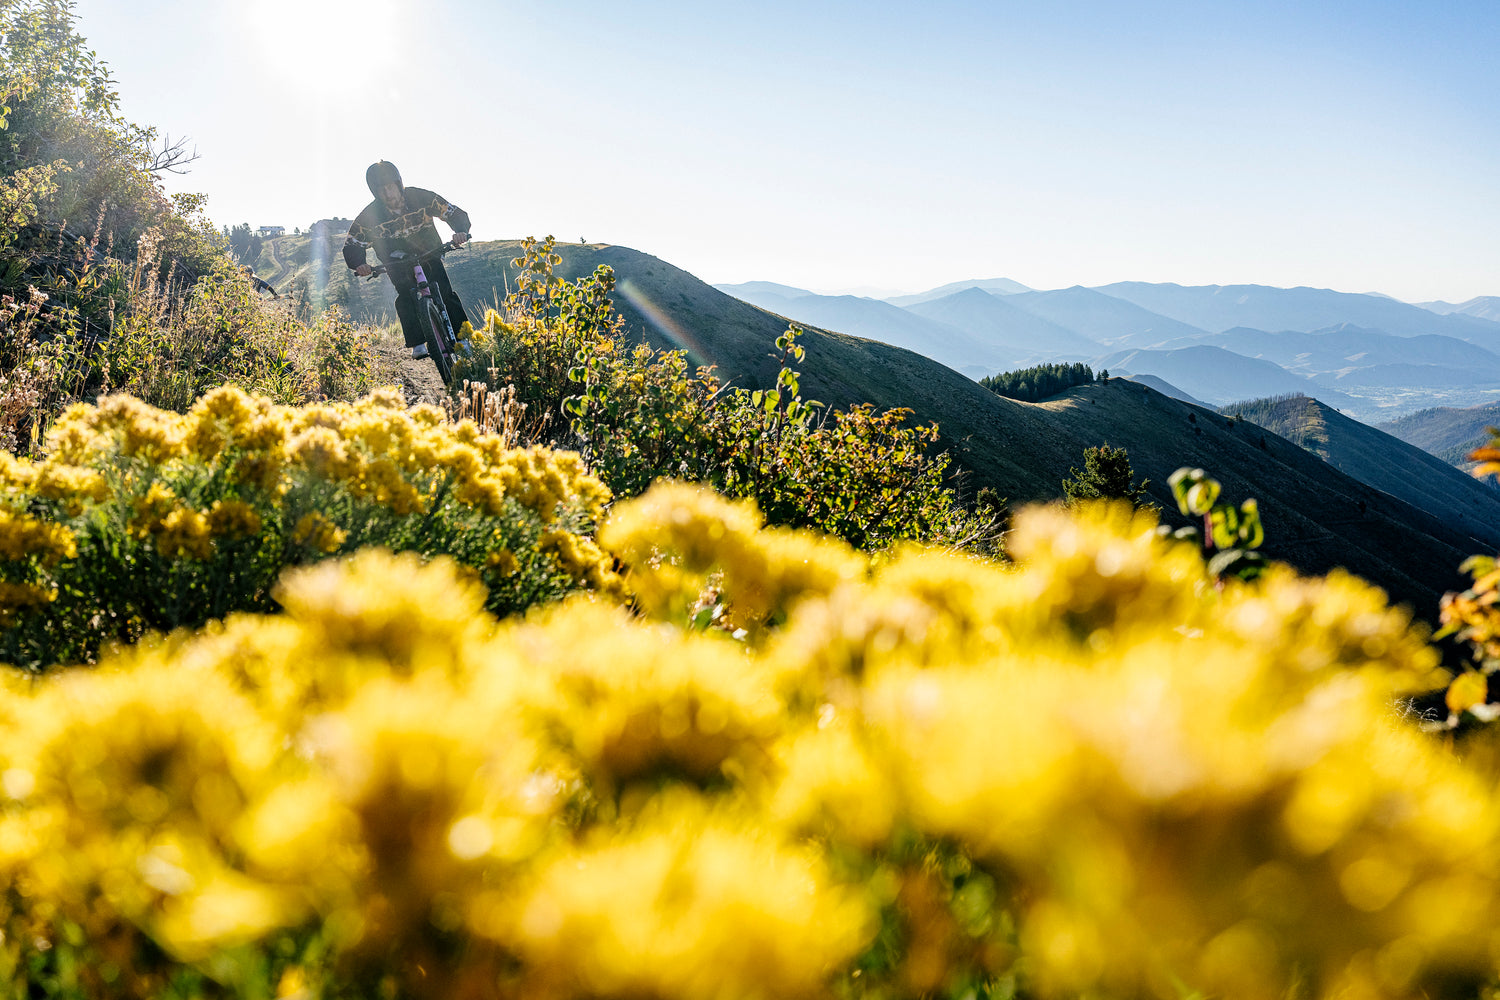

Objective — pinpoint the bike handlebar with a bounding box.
[358,238,467,279]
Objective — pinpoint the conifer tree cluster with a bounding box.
[980,361,1096,402]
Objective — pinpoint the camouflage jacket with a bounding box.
[341,187,471,269]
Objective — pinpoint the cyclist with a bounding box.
[242,265,279,298]
[342,160,472,359]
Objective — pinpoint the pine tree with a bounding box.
[1062,443,1154,508]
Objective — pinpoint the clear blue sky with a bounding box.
[73,0,1499,302]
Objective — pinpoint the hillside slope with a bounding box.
[1023,381,1491,619]
[289,235,1484,618]
[1225,395,1500,550]
[1379,402,1500,468]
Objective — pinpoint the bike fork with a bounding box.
[413,263,468,356]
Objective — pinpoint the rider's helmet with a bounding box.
[366,160,403,196]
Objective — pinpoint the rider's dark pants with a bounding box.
[390,257,470,347]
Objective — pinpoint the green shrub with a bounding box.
[455,237,1002,553]
[1062,442,1154,509]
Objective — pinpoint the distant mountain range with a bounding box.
[885,277,1033,307]
[1093,345,1362,410]
[707,276,1500,424]
[1416,296,1500,323]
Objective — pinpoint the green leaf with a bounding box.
[1186,478,1220,516]
[1237,498,1264,548]
[1209,506,1239,549]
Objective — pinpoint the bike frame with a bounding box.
[363,241,467,383]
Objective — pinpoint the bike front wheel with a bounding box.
[423,299,455,386]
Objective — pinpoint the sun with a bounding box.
[243,0,400,93]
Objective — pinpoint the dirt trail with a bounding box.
[376,329,448,406]
[265,236,295,288]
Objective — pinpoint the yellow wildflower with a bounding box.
[157,508,213,560]
[486,548,519,577]
[130,481,178,539]
[493,802,873,1000]
[32,462,109,513]
[288,425,360,481]
[290,512,346,555]
[0,509,76,565]
[95,393,186,461]
[0,580,56,620]
[206,499,263,540]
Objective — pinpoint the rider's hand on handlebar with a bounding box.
[354,263,373,277]
[451,232,470,247]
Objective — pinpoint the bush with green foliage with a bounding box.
[456,237,1001,553]
[0,0,223,328]
[1061,442,1153,509]
[1160,466,1267,582]
[980,361,1095,402]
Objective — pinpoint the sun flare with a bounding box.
[245,0,400,93]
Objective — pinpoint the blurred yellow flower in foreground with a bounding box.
[0,485,1488,1000]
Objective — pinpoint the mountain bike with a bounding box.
[364,239,468,386]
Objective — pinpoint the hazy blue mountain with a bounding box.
[1122,373,1210,407]
[886,277,1032,307]
[1159,324,1500,382]
[1093,344,1359,409]
[903,287,1102,365]
[713,285,1013,377]
[1003,286,1210,347]
[1417,296,1500,323]
[714,280,817,300]
[1314,363,1500,389]
[1094,281,1500,350]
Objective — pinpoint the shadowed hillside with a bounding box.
[1224,395,1500,548]
[1379,402,1500,468]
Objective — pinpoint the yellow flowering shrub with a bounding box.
[0,385,621,668]
[0,487,1492,1000]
